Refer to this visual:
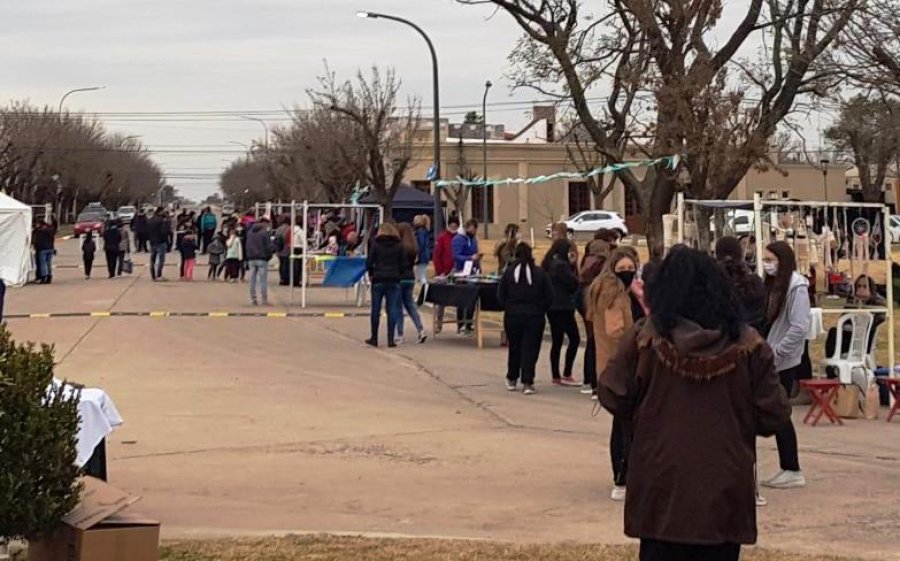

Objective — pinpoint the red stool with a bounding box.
[799,379,843,426]
[877,378,900,423]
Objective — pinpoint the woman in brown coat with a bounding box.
[598,247,790,561]
[587,248,644,501]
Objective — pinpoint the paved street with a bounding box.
[5,239,900,559]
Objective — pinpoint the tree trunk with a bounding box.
[641,174,676,260]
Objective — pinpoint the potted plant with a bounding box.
[0,326,81,554]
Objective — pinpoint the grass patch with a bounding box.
[160,535,867,561]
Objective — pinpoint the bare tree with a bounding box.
[309,65,421,216]
[825,95,900,202]
[444,137,477,220]
[562,120,620,208]
[837,0,900,92]
[458,0,861,255]
[219,157,272,209]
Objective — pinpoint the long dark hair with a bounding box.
[764,241,796,324]
[397,222,418,257]
[541,239,572,271]
[514,242,535,266]
[648,246,743,340]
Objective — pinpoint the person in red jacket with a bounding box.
[431,214,460,333]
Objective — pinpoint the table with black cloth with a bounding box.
[423,280,503,348]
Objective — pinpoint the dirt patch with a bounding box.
[160,535,871,561]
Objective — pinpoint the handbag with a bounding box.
[122,256,134,275]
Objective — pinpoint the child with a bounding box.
[82,232,96,280]
[180,230,197,281]
[207,232,226,280]
[224,229,243,282]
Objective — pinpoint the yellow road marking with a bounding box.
[267,312,288,318]
[324,312,346,318]
[149,311,169,317]
[30,313,50,318]
[208,312,230,318]
[90,311,111,317]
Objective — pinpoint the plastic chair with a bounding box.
[865,319,883,371]
[822,312,873,385]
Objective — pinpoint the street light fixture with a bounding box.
[482,80,493,238]
[241,116,269,149]
[58,86,106,113]
[358,10,442,233]
[820,158,830,202]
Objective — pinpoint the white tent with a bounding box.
[0,193,33,286]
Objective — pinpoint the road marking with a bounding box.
[208,312,230,318]
[90,311,111,317]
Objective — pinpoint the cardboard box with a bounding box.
[28,477,160,561]
[831,385,862,419]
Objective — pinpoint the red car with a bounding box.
[74,208,107,237]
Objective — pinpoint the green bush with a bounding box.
[0,326,81,540]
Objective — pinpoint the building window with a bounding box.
[568,181,591,214]
[471,186,495,223]
[411,180,431,193]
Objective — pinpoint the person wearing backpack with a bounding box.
[200,207,217,254]
[82,231,97,280]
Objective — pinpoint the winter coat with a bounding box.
[82,237,96,257]
[245,223,275,261]
[366,235,407,284]
[497,263,554,317]
[102,227,122,254]
[201,212,217,232]
[147,216,169,245]
[766,272,811,372]
[588,274,638,375]
[432,229,456,276]
[598,319,791,546]
[32,226,55,251]
[179,237,197,260]
[722,260,767,334]
[494,239,517,274]
[225,236,243,261]
[546,255,579,312]
[415,227,432,265]
[451,232,479,271]
[208,237,225,265]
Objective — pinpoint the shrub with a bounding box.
[0,326,81,540]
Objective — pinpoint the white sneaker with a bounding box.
[756,493,768,507]
[610,485,626,501]
[580,385,594,394]
[417,331,427,344]
[523,385,536,395]
[394,336,404,345]
[505,380,517,392]
[762,470,806,489]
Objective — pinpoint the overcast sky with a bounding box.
[0,0,547,201]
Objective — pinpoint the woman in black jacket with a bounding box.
[365,223,407,348]
[498,242,554,395]
[542,239,582,386]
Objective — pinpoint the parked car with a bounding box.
[116,205,137,224]
[74,207,108,237]
[546,210,629,238]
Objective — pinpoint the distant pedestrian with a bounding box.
[431,214,460,333]
[200,207,217,253]
[179,231,197,281]
[542,238,581,386]
[32,220,55,284]
[396,222,427,344]
[147,208,169,281]
[82,232,96,280]
[412,215,432,286]
[493,223,520,274]
[498,242,553,395]
[102,220,122,279]
[365,223,406,348]
[207,232,225,280]
[133,211,149,253]
[224,229,243,282]
[245,217,275,306]
[117,222,131,276]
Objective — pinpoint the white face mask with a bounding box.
[763,262,778,276]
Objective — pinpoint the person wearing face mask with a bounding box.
[760,241,809,491]
[588,248,644,501]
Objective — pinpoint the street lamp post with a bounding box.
[820,158,830,201]
[58,86,105,113]
[241,116,269,149]
[358,11,442,233]
[482,80,492,239]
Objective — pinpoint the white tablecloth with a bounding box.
[50,380,124,467]
[808,307,825,340]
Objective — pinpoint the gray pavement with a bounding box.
[4,238,899,559]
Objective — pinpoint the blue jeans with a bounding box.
[151,243,167,279]
[370,282,401,343]
[248,259,269,303]
[36,249,54,280]
[396,281,424,337]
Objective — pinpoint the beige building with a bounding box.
[405,114,856,236]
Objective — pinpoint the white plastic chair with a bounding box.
[822,312,873,385]
[865,319,883,372]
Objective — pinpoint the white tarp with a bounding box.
[0,193,32,286]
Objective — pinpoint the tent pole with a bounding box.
[302,201,309,309]
[290,200,296,306]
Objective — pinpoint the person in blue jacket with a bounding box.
[413,215,432,286]
[452,219,482,335]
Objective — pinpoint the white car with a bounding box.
[889,215,900,243]
[546,210,629,238]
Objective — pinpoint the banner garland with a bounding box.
[433,155,680,188]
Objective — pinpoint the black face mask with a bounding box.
[615,271,635,288]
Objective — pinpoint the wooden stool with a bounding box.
[877,378,900,423]
[799,379,843,426]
